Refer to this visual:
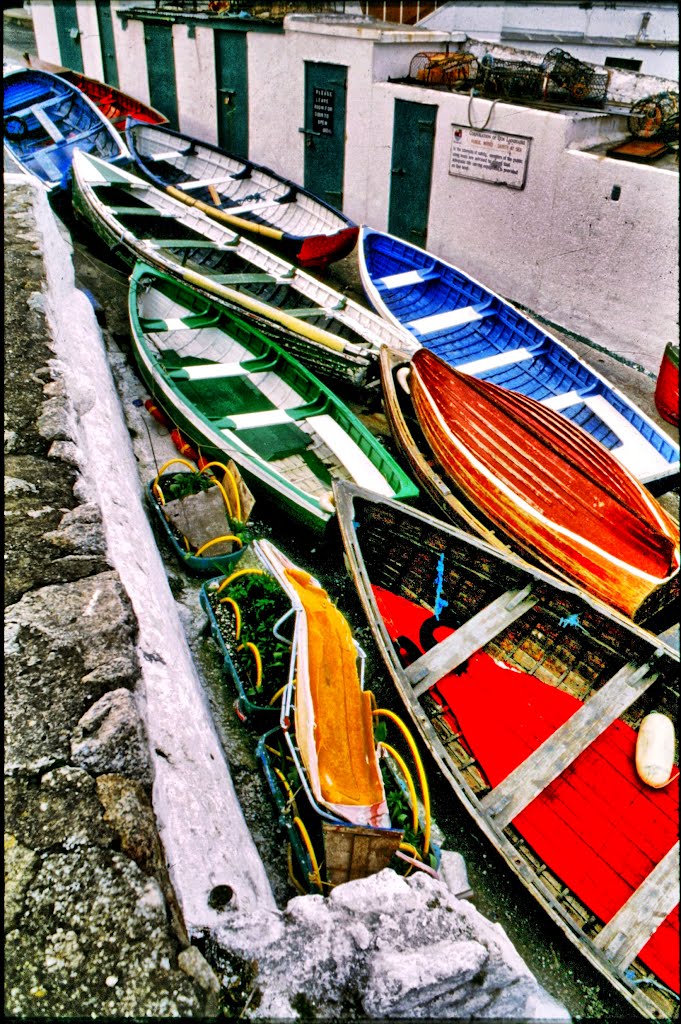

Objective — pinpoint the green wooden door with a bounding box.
[388,99,437,248]
[214,30,248,157]
[144,22,178,129]
[95,0,118,87]
[302,62,347,209]
[53,0,84,73]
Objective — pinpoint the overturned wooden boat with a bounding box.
[3,67,128,195]
[126,120,357,269]
[396,347,679,630]
[128,261,417,532]
[359,227,679,493]
[72,150,416,387]
[23,54,168,133]
[253,539,438,892]
[335,480,679,1021]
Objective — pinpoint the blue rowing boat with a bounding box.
[3,68,128,195]
[359,227,679,493]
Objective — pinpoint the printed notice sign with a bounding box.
[449,126,531,189]
[312,87,334,136]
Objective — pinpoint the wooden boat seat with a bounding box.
[407,301,496,337]
[148,148,185,163]
[305,415,394,495]
[406,585,538,698]
[455,346,538,375]
[201,272,281,286]
[166,352,280,381]
[30,104,65,144]
[176,174,236,191]
[479,658,661,829]
[110,206,178,217]
[592,842,679,970]
[150,238,239,250]
[140,310,222,333]
[376,267,440,290]
[221,198,284,217]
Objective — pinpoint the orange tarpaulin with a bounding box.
[284,566,386,814]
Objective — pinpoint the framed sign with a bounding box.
[449,126,531,189]
[312,87,334,135]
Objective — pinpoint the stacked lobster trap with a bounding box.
[475,48,609,106]
[409,51,479,88]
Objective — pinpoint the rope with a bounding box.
[467,87,498,131]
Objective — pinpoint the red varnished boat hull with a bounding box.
[410,349,680,620]
[25,56,167,132]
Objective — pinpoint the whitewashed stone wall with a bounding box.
[29,3,678,370]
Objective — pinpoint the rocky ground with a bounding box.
[4,182,221,1017]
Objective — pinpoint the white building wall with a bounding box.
[76,1,104,81]
[30,2,61,65]
[28,3,678,371]
[172,24,218,144]
[109,1,151,105]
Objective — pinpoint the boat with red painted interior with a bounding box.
[24,54,168,133]
[335,479,679,1023]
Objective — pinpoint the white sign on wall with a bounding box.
[449,126,531,189]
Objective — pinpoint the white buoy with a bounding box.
[635,712,676,788]
[396,366,411,394]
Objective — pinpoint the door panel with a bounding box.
[214,30,248,157]
[53,0,84,73]
[388,99,437,248]
[144,22,179,129]
[96,0,118,87]
[302,62,347,209]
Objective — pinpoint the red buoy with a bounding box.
[170,428,200,462]
[143,398,171,427]
[654,342,679,427]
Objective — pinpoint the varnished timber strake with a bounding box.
[334,481,679,1022]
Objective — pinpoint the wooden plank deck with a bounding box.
[480,660,660,829]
